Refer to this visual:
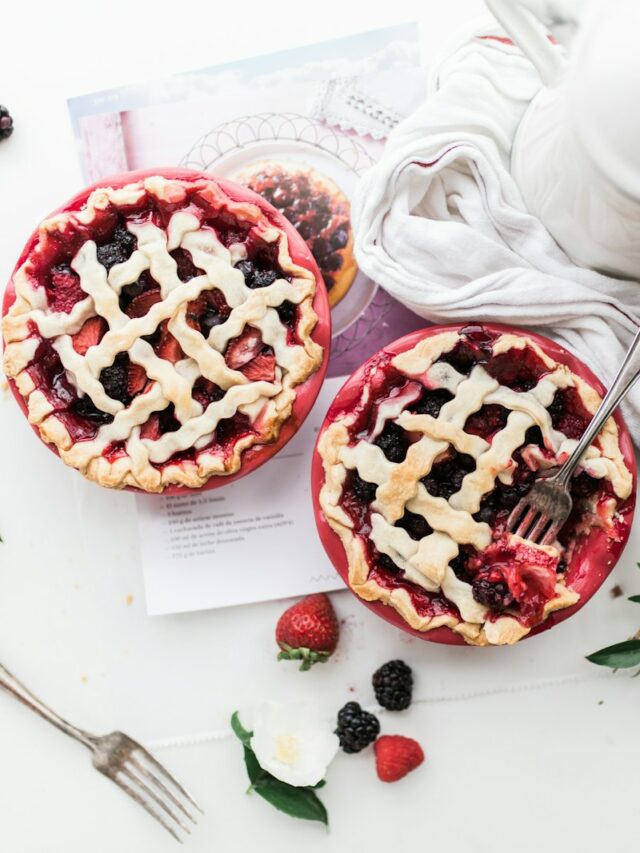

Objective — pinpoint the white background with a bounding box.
[1,1,639,851]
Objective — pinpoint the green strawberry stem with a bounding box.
[277,644,331,671]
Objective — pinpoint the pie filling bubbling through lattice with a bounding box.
[318,326,633,646]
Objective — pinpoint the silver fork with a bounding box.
[508,327,640,546]
[0,662,202,842]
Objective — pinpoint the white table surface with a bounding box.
[1,1,639,850]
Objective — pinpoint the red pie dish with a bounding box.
[312,324,636,646]
[2,168,330,493]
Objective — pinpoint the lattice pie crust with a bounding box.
[2,176,324,492]
[318,331,633,646]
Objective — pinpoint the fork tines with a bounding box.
[506,481,573,547]
[95,734,202,843]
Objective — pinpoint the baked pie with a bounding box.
[2,172,326,493]
[231,160,357,308]
[317,326,634,646]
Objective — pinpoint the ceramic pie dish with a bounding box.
[312,323,636,646]
[2,167,330,494]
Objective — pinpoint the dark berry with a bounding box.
[97,223,136,271]
[556,559,568,574]
[200,309,224,336]
[375,423,409,463]
[396,510,432,541]
[71,395,113,424]
[296,220,313,241]
[335,702,380,753]
[377,553,401,573]
[472,576,514,611]
[99,353,129,403]
[323,252,343,272]
[547,392,564,419]
[0,105,14,140]
[172,248,202,282]
[330,227,349,250]
[350,472,377,503]
[312,237,331,259]
[236,259,278,289]
[411,389,453,417]
[571,471,600,498]
[372,660,413,711]
[437,341,477,374]
[449,552,471,580]
[524,426,544,446]
[158,404,181,434]
[474,503,497,525]
[276,301,297,326]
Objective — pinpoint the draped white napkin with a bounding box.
[351,24,640,435]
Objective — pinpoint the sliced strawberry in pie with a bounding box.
[72,316,108,355]
[127,362,148,397]
[155,321,183,363]
[242,351,276,382]
[48,265,86,313]
[126,288,162,318]
[225,327,263,369]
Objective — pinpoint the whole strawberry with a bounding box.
[276,593,338,671]
[374,735,424,783]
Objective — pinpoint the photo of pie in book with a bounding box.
[2,168,330,494]
[231,159,357,309]
[313,324,636,646]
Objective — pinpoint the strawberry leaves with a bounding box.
[230,712,328,826]
[586,562,640,671]
[277,643,331,672]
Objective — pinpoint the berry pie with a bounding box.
[2,173,326,492]
[232,160,357,308]
[317,326,634,646]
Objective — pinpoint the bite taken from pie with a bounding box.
[231,160,357,308]
[2,169,329,493]
[314,324,635,646]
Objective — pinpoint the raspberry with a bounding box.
[372,660,413,711]
[375,735,424,783]
[335,702,380,753]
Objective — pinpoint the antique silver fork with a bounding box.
[0,662,201,842]
[508,327,640,546]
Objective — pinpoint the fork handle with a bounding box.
[0,663,95,750]
[556,326,640,485]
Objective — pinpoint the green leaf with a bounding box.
[628,595,640,603]
[586,639,640,669]
[309,779,326,789]
[252,776,328,825]
[230,711,253,747]
[243,745,264,787]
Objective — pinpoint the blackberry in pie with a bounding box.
[317,326,634,645]
[2,172,325,492]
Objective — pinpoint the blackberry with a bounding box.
[97,223,136,270]
[372,660,413,711]
[556,559,568,574]
[350,472,377,503]
[472,576,514,611]
[71,395,113,424]
[200,308,224,336]
[330,226,349,250]
[571,471,599,498]
[99,353,129,404]
[276,300,297,326]
[411,388,453,417]
[235,259,278,289]
[0,105,13,140]
[335,702,380,753]
[377,553,401,573]
[375,423,409,463]
[396,510,432,541]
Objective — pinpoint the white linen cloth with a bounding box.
[351,24,640,434]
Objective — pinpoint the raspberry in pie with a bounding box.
[2,170,327,493]
[231,160,357,308]
[316,325,635,646]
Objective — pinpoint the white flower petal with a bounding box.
[251,701,339,787]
